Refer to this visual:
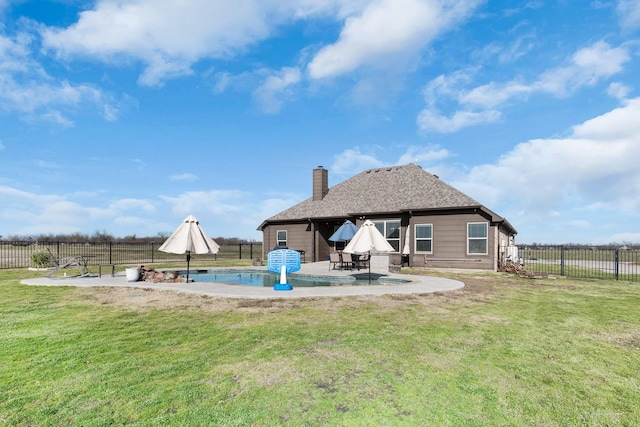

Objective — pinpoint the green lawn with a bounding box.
[1,267,639,426]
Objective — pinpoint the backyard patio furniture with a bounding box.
[356,253,369,270]
[45,248,93,278]
[341,253,354,270]
[329,252,341,270]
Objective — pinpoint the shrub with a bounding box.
[31,250,54,268]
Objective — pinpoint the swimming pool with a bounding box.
[186,269,409,287]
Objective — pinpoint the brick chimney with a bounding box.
[313,166,328,201]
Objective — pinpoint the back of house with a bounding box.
[258,164,517,271]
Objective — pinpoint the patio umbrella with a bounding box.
[401,225,411,267]
[402,225,410,256]
[159,215,220,282]
[328,220,359,242]
[343,219,395,284]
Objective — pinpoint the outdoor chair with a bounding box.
[329,252,341,270]
[341,253,354,270]
[356,254,369,270]
[45,248,90,278]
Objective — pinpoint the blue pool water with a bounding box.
[186,269,408,287]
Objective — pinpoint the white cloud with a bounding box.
[0,185,99,235]
[448,98,640,237]
[2,78,99,113]
[159,189,282,238]
[160,189,253,218]
[421,71,473,107]
[460,81,531,109]
[308,0,481,79]
[40,0,482,86]
[33,159,62,169]
[333,144,452,175]
[607,82,631,99]
[39,110,75,127]
[41,0,297,86]
[28,0,481,112]
[331,147,385,175]
[417,108,501,133]
[102,94,137,121]
[617,0,640,29]
[469,42,630,105]
[0,182,166,236]
[0,181,270,239]
[418,41,631,133]
[423,99,640,244]
[603,232,640,245]
[396,145,451,165]
[169,173,199,182]
[253,67,301,113]
[0,31,116,124]
[212,72,232,94]
[109,198,157,214]
[535,41,630,95]
[572,97,640,140]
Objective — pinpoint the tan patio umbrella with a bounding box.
[343,219,395,284]
[402,224,411,266]
[159,215,220,282]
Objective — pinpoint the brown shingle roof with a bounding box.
[265,164,482,221]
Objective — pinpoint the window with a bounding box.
[467,222,488,255]
[415,224,433,253]
[276,230,287,247]
[373,220,401,252]
[332,225,346,251]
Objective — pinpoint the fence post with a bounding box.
[238,243,242,259]
[109,241,112,264]
[250,243,253,260]
[151,243,155,263]
[560,245,565,276]
[615,249,619,281]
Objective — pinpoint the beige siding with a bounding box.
[497,225,512,265]
[262,224,313,262]
[264,210,509,271]
[316,231,333,263]
[409,213,495,270]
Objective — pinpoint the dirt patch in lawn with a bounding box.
[73,273,531,313]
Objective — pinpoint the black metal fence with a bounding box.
[517,245,640,282]
[5,241,639,282]
[0,241,263,269]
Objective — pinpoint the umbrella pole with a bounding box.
[368,251,371,285]
[186,251,191,282]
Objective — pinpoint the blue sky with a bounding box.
[1,0,639,244]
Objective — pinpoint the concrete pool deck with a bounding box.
[21,261,464,299]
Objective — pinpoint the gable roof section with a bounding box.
[264,164,490,222]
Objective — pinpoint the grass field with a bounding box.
[1,267,639,426]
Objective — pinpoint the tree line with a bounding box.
[0,231,259,245]
[519,242,639,249]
